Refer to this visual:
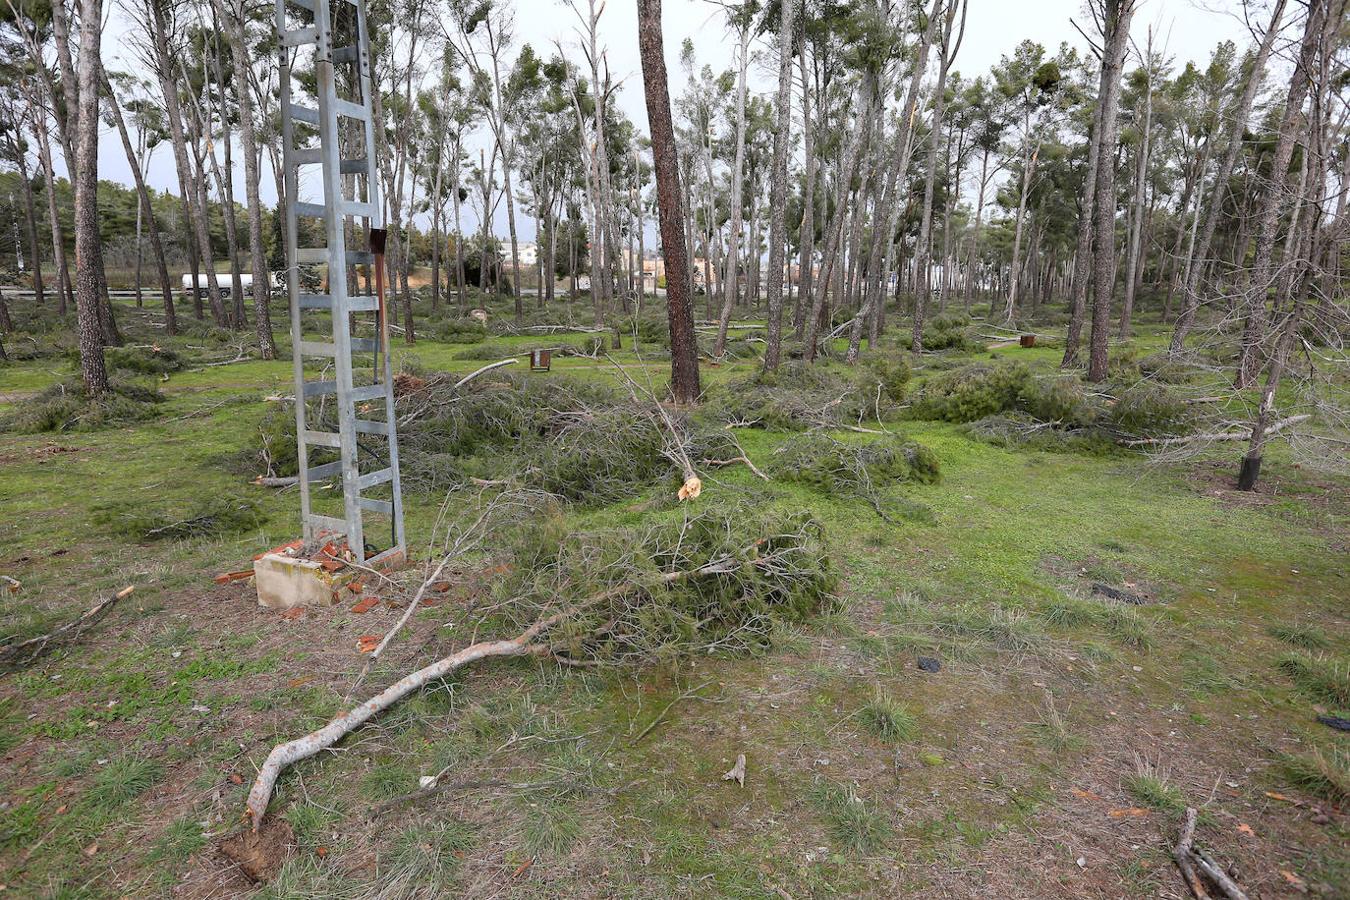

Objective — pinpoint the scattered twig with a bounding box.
[1124,414,1309,447]
[1173,807,1248,900]
[629,680,716,745]
[0,586,134,670]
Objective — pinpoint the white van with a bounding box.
[181,273,277,297]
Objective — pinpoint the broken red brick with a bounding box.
[213,570,255,585]
[351,596,379,614]
[280,607,306,620]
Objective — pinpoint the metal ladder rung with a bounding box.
[333,99,369,121]
[332,45,359,64]
[291,148,321,165]
[302,379,338,397]
[297,340,336,356]
[350,384,387,403]
[307,460,344,480]
[280,26,317,47]
[358,497,392,514]
[355,419,390,435]
[287,103,320,125]
[287,0,316,12]
[358,468,393,490]
[303,429,341,448]
[298,338,375,355]
[305,514,348,535]
[340,157,368,174]
[343,200,375,218]
[294,201,327,218]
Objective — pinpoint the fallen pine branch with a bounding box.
[1173,806,1248,900]
[0,586,134,670]
[1124,415,1309,447]
[452,358,518,391]
[247,546,780,828]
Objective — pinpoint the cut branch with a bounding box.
[0,586,134,669]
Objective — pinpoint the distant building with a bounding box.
[515,241,539,266]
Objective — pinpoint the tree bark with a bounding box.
[103,71,177,335]
[72,0,110,397]
[1085,0,1138,382]
[762,0,796,371]
[637,0,700,405]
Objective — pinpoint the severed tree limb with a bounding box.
[0,586,134,669]
[452,357,518,391]
[1124,415,1309,447]
[247,547,778,828]
[252,476,299,488]
[1173,807,1213,900]
[1193,848,1249,900]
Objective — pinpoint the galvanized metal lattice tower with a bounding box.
[275,0,404,565]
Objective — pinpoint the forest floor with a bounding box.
[0,292,1346,899]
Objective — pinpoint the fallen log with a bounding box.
[1124,415,1309,447]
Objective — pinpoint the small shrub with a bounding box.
[1018,377,1100,428]
[105,345,186,375]
[1,380,165,433]
[453,341,526,360]
[863,354,911,402]
[93,496,267,541]
[432,318,488,344]
[909,362,1031,422]
[922,313,980,351]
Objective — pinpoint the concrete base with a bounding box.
[253,553,352,610]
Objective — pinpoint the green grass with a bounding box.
[858,692,919,744]
[83,755,163,813]
[1269,622,1332,651]
[1277,747,1350,803]
[1,304,1346,897]
[811,782,892,853]
[1276,652,1350,709]
[1122,758,1187,816]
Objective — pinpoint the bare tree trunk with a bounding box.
[793,38,815,338]
[1118,33,1153,341]
[72,0,109,397]
[1169,0,1286,356]
[912,0,966,352]
[1085,0,1137,382]
[213,0,276,356]
[1232,0,1324,388]
[637,0,700,405]
[1003,131,1038,323]
[713,21,752,357]
[146,0,227,327]
[103,71,177,335]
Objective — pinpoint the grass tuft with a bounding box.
[811,782,891,853]
[1268,623,1331,651]
[522,802,582,856]
[1122,756,1186,815]
[858,693,919,744]
[1276,652,1350,708]
[1277,746,1349,802]
[84,755,163,813]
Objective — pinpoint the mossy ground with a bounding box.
[0,291,1345,898]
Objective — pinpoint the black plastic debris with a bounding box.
[1316,714,1350,732]
[917,657,941,673]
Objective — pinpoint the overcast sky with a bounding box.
[87,0,1258,243]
